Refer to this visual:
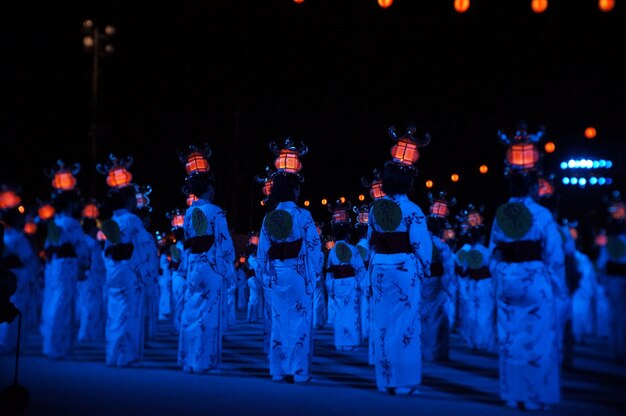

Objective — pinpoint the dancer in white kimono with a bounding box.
[0,191,37,353]
[177,145,236,373]
[326,201,366,350]
[76,218,106,341]
[354,204,371,344]
[367,125,432,395]
[489,126,563,410]
[41,162,90,359]
[596,192,626,362]
[256,139,323,383]
[169,226,186,333]
[157,239,172,320]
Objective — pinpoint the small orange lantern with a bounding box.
[599,0,615,12]
[506,143,539,169]
[249,235,260,246]
[584,127,597,139]
[454,0,470,13]
[544,142,556,153]
[0,190,21,210]
[185,152,210,175]
[325,240,336,251]
[186,194,199,206]
[370,179,386,200]
[358,211,369,225]
[274,149,302,173]
[24,221,38,235]
[378,0,393,8]
[333,211,349,223]
[391,139,419,166]
[107,167,133,188]
[304,200,310,207]
[428,191,456,220]
[531,0,548,13]
[479,165,488,174]
[538,178,554,197]
[260,200,266,206]
[425,180,434,189]
[262,178,273,197]
[171,214,185,229]
[321,198,328,206]
[467,212,483,227]
[443,228,456,241]
[52,171,77,191]
[358,194,365,202]
[451,174,459,182]
[82,203,100,219]
[38,204,55,221]
[239,256,247,264]
[430,202,449,218]
[354,204,370,226]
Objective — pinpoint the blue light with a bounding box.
[590,177,598,185]
[593,161,600,169]
[607,178,613,185]
[571,177,578,185]
[606,160,613,169]
[568,160,576,168]
[560,162,568,170]
[579,178,587,186]
[562,177,570,185]
[599,177,606,185]
[599,160,606,167]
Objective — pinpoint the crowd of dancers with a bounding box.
[1,123,625,411]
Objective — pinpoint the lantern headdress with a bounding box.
[427,191,457,219]
[166,208,186,230]
[96,154,134,189]
[135,184,153,213]
[247,231,260,248]
[81,200,100,220]
[605,191,626,223]
[386,124,431,175]
[328,199,352,225]
[0,185,22,211]
[353,204,370,228]
[179,143,212,177]
[361,168,386,200]
[255,166,277,203]
[498,122,545,175]
[458,203,486,244]
[269,138,308,177]
[537,174,556,198]
[46,160,80,192]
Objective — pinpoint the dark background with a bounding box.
[1,0,625,234]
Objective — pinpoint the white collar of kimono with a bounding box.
[276,201,298,209]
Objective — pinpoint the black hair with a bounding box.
[381,163,414,196]
[52,190,81,217]
[81,218,99,238]
[506,171,538,198]
[354,225,368,240]
[0,208,24,229]
[331,222,351,241]
[185,172,215,200]
[268,173,300,203]
[426,216,446,238]
[172,227,185,241]
[107,186,137,211]
[466,225,486,245]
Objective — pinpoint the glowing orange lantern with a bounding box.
[391,139,419,166]
[82,203,100,219]
[430,202,449,218]
[24,221,37,235]
[262,178,273,196]
[339,196,346,204]
[136,192,149,209]
[97,230,107,241]
[52,171,77,191]
[249,235,260,246]
[333,210,349,223]
[38,204,55,221]
[274,149,302,174]
[378,0,393,8]
[370,179,386,200]
[239,256,247,264]
[506,143,539,169]
[599,0,615,12]
[569,227,579,241]
[443,228,456,241]
[106,167,133,188]
[186,194,199,206]
[531,0,548,13]
[451,174,459,182]
[454,0,470,13]
[260,200,266,206]
[358,194,365,202]
[610,202,626,220]
[584,127,597,139]
[321,198,328,206]
[425,180,434,189]
[479,165,488,174]
[357,211,369,225]
[294,0,305,3]
[538,178,554,197]
[467,212,483,227]
[325,240,336,250]
[18,206,25,214]
[544,141,556,153]
[0,190,21,210]
[171,213,185,229]
[304,200,310,207]
[185,152,210,175]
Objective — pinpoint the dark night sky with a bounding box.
[2,0,625,233]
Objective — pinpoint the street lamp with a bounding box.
[82,19,115,183]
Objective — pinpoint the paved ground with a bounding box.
[1,313,625,416]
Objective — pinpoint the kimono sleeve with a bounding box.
[409,207,432,276]
[302,210,323,288]
[542,217,566,295]
[212,209,236,278]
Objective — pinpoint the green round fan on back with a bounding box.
[101,219,121,245]
[465,249,484,270]
[372,199,402,232]
[495,202,533,240]
[170,245,182,263]
[607,237,626,260]
[192,209,208,236]
[357,245,368,262]
[47,221,61,245]
[335,242,352,263]
[265,209,293,241]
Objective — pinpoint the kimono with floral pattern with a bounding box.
[42,213,89,358]
[76,235,106,341]
[104,208,152,366]
[171,240,186,333]
[256,201,323,379]
[158,253,172,320]
[356,237,371,344]
[488,196,563,404]
[178,199,235,372]
[367,194,432,390]
[455,243,472,344]
[326,240,366,349]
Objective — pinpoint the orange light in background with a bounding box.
[599,0,615,12]
[38,204,55,221]
[239,256,247,264]
[249,235,260,246]
[479,165,488,174]
[294,0,305,3]
[106,167,133,188]
[321,198,328,206]
[451,174,459,182]
[378,0,393,8]
[358,194,365,202]
[97,230,107,241]
[304,200,310,207]
[260,200,266,206]
[369,180,386,200]
[171,214,185,229]
[24,221,37,235]
[454,0,470,13]
[274,149,302,173]
[52,171,77,191]
[506,143,539,169]
[339,196,346,204]
[584,127,597,139]
[531,0,548,13]
[18,205,25,214]
[0,191,21,210]
[425,180,434,188]
[82,203,100,219]
[544,141,556,153]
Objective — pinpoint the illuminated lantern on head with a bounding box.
[321,199,328,206]
[24,221,37,236]
[294,0,304,3]
[506,143,539,169]
[388,125,431,168]
[443,227,456,241]
[329,200,352,225]
[263,179,273,196]
[378,0,393,8]
[38,204,55,221]
[0,189,21,210]
[185,152,210,175]
[370,180,386,200]
[248,233,260,246]
[270,138,308,174]
[48,160,80,191]
[427,192,456,219]
[584,127,597,139]
[82,203,100,219]
[430,202,449,218]
[454,0,470,13]
[538,178,554,197]
[186,194,199,206]
[599,0,615,12]
[325,240,336,251]
[171,213,185,229]
[97,154,134,189]
[467,211,483,227]
[354,204,370,226]
[531,0,548,13]
[595,230,608,247]
[358,194,365,202]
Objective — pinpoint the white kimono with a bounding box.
[455,244,472,343]
[356,237,371,343]
[41,213,89,359]
[489,196,563,405]
[257,201,323,379]
[247,275,261,322]
[158,253,172,320]
[178,199,235,372]
[249,253,271,354]
[326,240,366,349]
[420,235,453,362]
[236,266,248,310]
[76,235,106,341]
[170,240,186,333]
[313,268,327,329]
[572,250,599,341]
[104,208,151,366]
[596,231,626,362]
[0,227,37,352]
[138,232,159,341]
[367,194,432,390]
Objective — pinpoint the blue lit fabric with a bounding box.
[356,237,371,344]
[76,234,106,342]
[0,227,37,352]
[177,199,235,372]
[488,196,563,405]
[42,212,89,359]
[139,231,159,341]
[454,243,472,348]
[596,229,626,362]
[256,201,323,380]
[326,240,366,349]
[367,194,432,391]
[103,208,153,366]
[248,252,272,354]
[157,252,171,320]
[170,240,186,334]
[420,234,454,362]
[571,250,601,341]
[313,267,327,329]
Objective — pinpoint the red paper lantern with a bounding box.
[38,204,55,221]
[610,203,626,220]
[82,203,100,219]
[239,256,247,264]
[430,202,449,218]
[444,228,456,241]
[52,171,77,191]
[0,191,21,210]
[454,0,470,13]
[333,210,349,223]
[538,178,554,197]
[171,214,185,229]
[185,152,210,175]
[369,179,386,200]
[357,211,369,225]
[106,167,133,188]
[263,179,274,196]
[186,194,199,206]
[249,235,260,246]
[390,139,420,166]
[274,149,302,174]
[531,0,548,13]
[506,143,539,169]
[24,221,38,235]
[466,212,483,227]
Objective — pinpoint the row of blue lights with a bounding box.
[562,177,613,186]
[560,159,613,170]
